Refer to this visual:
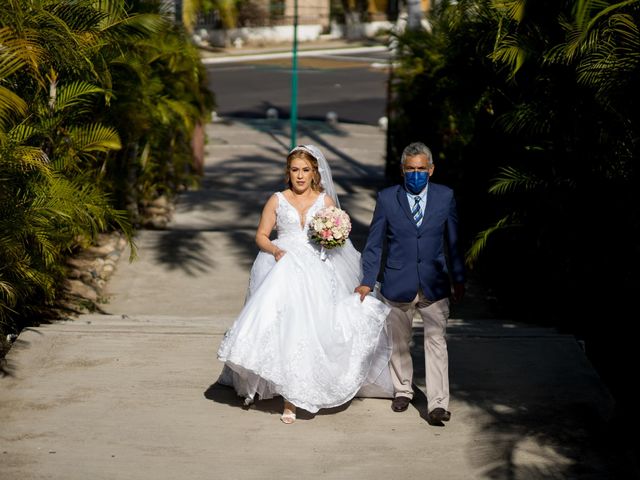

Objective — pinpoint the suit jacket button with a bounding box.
[418,259,422,264]
[417,235,422,239]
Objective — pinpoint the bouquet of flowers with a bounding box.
[309,206,352,249]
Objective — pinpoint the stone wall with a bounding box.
[63,232,129,312]
[62,196,174,313]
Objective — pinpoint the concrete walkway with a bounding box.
[0,118,635,479]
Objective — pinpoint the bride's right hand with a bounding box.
[273,247,286,261]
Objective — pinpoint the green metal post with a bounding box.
[290,0,299,149]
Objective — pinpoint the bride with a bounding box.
[217,144,392,424]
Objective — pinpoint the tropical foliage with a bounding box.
[0,0,213,353]
[388,0,639,403]
[390,0,639,312]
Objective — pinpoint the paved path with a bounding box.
[1,118,635,479]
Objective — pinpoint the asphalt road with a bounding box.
[205,50,390,125]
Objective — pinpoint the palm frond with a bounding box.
[68,123,121,154]
[0,125,51,173]
[99,13,170,41]
[155,97,197,131]
[54,80,107,112]
[576,12,640,88]
[490,34,526,77]
[497,103,552,137]
[0,279,18,310]
[0,29,35,125]
[466,215,520,267]
[7,147,52,173]
[582,0,639,32]
[34,5,103,81]
[554,21,603,65]
[566,0,639,58]
[574,0,611,29]
[27,173,127,247]
[0,86,28,127]
[46,0,109,33]
[0,27,42,78]
[488,166,544,195]
[493,0,526,22]
[6,124,38,144]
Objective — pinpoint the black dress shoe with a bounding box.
[391,396,411,412]
[427,407,451,425]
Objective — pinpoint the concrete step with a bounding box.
[41,314,231,335]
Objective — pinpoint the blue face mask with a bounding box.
[404,171,429,194]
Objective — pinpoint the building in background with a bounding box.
[186,0,431,46]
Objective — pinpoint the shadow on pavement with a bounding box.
[181,118,636,476]
[152,230,216,275]
[153,119,387,271]
[410,327,634,478]
[204,381,352,422]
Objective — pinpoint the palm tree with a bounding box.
[103,6,214,216]
[388,0,638,320]
[0,0,213,344]
[457,0,639,331]
[1,0,213,341]
[0,10,132,329]
[386,0,640,462]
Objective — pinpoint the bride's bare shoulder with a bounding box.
[279,189,293,200]
[323,193,335,207]
[262,192,281,211]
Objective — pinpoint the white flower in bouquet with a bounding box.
[308,206,352,249]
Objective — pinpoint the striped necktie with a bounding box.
[411,196,422,226]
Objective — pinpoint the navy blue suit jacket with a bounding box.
[361,183,466,303]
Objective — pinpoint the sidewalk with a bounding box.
[198,37,387,57]
[198,38,389,65]
[0,118,634,479]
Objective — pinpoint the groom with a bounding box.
[355,142,465,426]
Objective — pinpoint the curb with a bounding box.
[200,45,389,65]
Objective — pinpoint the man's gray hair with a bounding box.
[401,142,433,166]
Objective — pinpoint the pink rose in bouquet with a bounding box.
[309,206,352,249]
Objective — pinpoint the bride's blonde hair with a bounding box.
[285,149,324,192]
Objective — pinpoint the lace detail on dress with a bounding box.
[274,191,325,237]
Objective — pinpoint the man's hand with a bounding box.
[354,285,372,302]
[452,283,465,303]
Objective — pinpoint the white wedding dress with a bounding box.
[217,191,393,413]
